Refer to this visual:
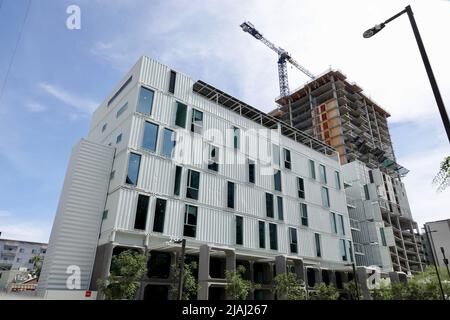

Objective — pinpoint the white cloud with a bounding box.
[39,82,99,114]
[0,211,51,243]
[26,102,47,113]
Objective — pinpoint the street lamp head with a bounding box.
[363,23,386,38]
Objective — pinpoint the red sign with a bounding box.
[85,290,92,297]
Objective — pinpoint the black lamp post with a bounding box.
[345,263,360,300]
[363,5,450,143]
[440,247,450,278]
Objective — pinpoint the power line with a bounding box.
[0,0,32,105]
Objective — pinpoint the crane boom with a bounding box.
[240,21,315,97]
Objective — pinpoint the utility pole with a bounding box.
[440,247,450,278]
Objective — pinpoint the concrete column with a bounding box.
[197,245,210,300]
[90,242,114,294]
[315,268,322,284]
[225,250,236,273]
[275,255,287,276]
[356,267,371,300]
[328,270,336,286]
[293,259,305,283]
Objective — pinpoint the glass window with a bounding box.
[269,223,278,250]
[161,128,176,158]
[272,144,280,166]
[134,194,149,230]
[330,212,337,234]
[169,70,176,94]
[126,153,141,186]
[233,126,240,149]
[102,123,107,133]
[208,145,219,172]
[321,187,330,208]
[227,181,235,209]
[137,86,154,115]
[297,177,305,199]
[289,228,298,254]
[364,184,370,200]
[277,196,283,220]
[300,203,308,227]
[142,121,159,152]
[153,198,167,233]
[315,233,321,257]
[116,102,128,118]
[309,160,316,179]
[380,228,387,246]
[319,164,327,184]
[186,169,200,200]
[183,205,197,238]
[338,214,345,235]
[340,239,347,261]
[369,170,374,183]
[274,170,282,192]
[191,109,203,134]
[348,241,354,263]
[258,221,265,248]
[175,102,187,128]
[265,193,274,218]
[236,216,243,245]
[248,160,255,184]
[102,210,108,220]
[283,149,291,170]
[335,171,341,190]
[116,133,122,144]
[174,166,182,196]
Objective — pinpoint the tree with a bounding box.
[225,265,260,300]
[97,250,147,300]
[433,156,450,192]
[343,281,361,300]
[309,283,340,300]
[272,272,307,300]
[169,261,199,300]
[30,255,43,279]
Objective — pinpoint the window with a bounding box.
[116,133,122,144]
[137,86,154,115]
[233,126,240,149]
[134,194,149,230]
[265,193,274,218]
[227,181,235,209]
[142,121,159,152]
[300,203,308,227]
[348,241,354,263]
[297,177,305,199]
[369,170,374,183]
[153,198,167,233]
[269,223,278,250]
[319,164,327,184]
[340,239,347,261]
[380,228,387,246]
[208,145,219,172]
[102,123,107,133]
[102,210,108,220]
[272,144,280,166]
[309,160,316,179]
[364,184,370,200]
[289,228,298,254]
[19,248,24,253]
[126,153,141,186]
[274,170,282,192]
[335,171,341,190]
[16,258,21,262]
[277,196,284,220]
[183,205,197,238]
[330,212,337,234]
[169,70,176,94]
[175,102,187,128]
[161,128,176,158]
[186,169,200,200]
[338,214,345,235]
[108,76,132,107]
[258,221,265,248]
[191,109,203,134]
[321,187,330,208]
[174,166,182,196]
[248,160,255,184]
[314,233,322,257]
[116,102,128,118]
[236,216,243,245]
[283,149,291,169]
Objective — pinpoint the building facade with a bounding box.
[38,56,356,300]
[0,239,47,271]
[422,219,450,269]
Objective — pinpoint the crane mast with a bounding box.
[240,21,315,97]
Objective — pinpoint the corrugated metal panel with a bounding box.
[116,188,136,230]
[196,207,234,246]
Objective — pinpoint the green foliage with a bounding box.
[309,283,340,300]
[343,281,361,300]
[272,272,307,300]
[30,255,43,278]
[97,250,147,300]
[170,261,199,300]
[225,265,260,300]
[433,155,450,192]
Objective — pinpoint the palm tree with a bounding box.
[30,255,43,278]
[433,156,450,192]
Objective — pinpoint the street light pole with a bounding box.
[440,247,450,278]
[363,5,450,143]
[177,238,186,300]
[345,263,360,300]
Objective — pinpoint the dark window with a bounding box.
[186,170,200,200]
[108,76,132,107]
[169,70,176,94]
[126,153,141,186]
[184,205,197,238]
[248,160,255,183]
[340,239,347,261]
[338,214,345,235]
[134,194,149,230]
[142,121,159,152]
[191,109,203,134]
[102,210,108,220]
[319,164,327,184]
[289,228,298,254]
[315,233,321,257]
[330,212,337,234]
[269,223,278,250]
[174,166,182,196]
[175,102,187,128]
[153,198,167,233]
[274,170,282,192]
[137,87,154,115]
[116,134,123,144]
[116,102,128,118]
[321,187,330,208]
[208,145,219,172]
[265,193,274,218]
[283,149,291,169]
[236,216,243,245]
[102,123,107,132]
[233,126,240,149]
[369,170,374,183]
[300,203,308,226]
[297,177,305,199]
[335,171,341,190]
[380,228,387,246]
[348,241,354,263]
[161,128,175,158]
[364,184,370,200]
[277,196,283,220]
[309,160,316,179]
[227,181,235,209]
[147,251,171,278]
[258,221,265,248]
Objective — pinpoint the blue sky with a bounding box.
[0,0,449,242]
